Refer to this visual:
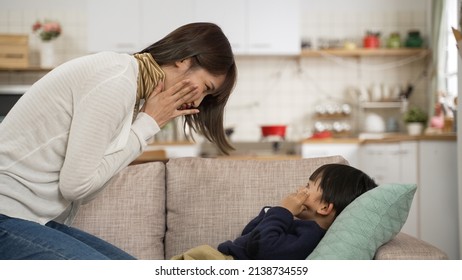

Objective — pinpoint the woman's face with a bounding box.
[164,58,226,109]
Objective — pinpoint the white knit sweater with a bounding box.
[0,52,160,225]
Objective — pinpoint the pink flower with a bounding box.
[32,19,61,41]
[43,22,61,33]
[32,21,42,32]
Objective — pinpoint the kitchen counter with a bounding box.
[133,133,456,164]
[301,133,457,144]
[217,154,302,161]
[131,141,201,164]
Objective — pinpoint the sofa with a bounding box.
[72,156,448,260]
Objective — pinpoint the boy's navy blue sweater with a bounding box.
[217,206,326,260]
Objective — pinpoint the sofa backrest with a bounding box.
[164,156,348,259]
[72,162,166,259]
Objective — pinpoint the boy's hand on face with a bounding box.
[280,188,309,216]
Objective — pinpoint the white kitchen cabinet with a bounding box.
[139,0,195,49]
[359,142,418,184]
[246,0,300,55]
[359,141,419,237]
[301,142,359,168]
[397,141,419,237]
[418,140,458,260]
[360,143,402,184]
[193,0,300,55]
[193,0,247,54]
[360,140,459,259]
[145,143,201,159]
[87,0,192,53]
[87,0,141,53]
[87,0,300,55]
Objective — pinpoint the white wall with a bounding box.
[0,0,430,141]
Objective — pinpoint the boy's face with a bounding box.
[295,179,325,220]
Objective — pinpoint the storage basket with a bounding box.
[0,34,29,69]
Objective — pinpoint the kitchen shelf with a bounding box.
[314,113,351,120]
[360,101,405,109]
[0,66,53,72]
[300,48,430,57]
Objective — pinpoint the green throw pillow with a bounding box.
[307,183,417,260]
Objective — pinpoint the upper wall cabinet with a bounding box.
[193,0,248,54]
[139,0,195,49]
[87,0,141,53]
[86,0,300,55]
[246,0,300,55]
[194,0,300,55]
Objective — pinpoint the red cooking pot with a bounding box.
[261,125,286,139]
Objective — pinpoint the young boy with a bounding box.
[172,163,378,260]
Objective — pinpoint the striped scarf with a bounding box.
[133,53,165,121]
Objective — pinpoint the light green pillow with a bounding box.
[307,183,417,260]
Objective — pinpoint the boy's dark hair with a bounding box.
[309,163,378,217]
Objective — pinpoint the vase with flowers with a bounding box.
[32,20,61,68]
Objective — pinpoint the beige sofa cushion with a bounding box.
[164,156,348,259]
[72,162,166,260]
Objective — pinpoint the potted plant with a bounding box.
[403,106,428,135]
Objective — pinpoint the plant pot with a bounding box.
[406,122,424,135]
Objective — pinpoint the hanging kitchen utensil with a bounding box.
[400,68,427,99]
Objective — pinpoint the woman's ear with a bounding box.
[317,203,334,216]
[175,58,192,70]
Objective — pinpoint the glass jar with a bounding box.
[387,33,401,48]
[405,31,423,48]
[363,33,380,48]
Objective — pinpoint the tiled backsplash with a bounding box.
[0,0,429,141]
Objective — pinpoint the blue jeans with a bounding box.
[0,214,136,260]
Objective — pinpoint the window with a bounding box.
[445,0,458,103]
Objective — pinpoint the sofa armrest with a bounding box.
[374,232,448,260]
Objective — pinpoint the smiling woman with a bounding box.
[0,22,237,260]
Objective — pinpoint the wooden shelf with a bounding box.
[0,66,53,72]
[314,113,351,120]
[0,48,430,72]
[360,101,405,109]
[300,48,430,57]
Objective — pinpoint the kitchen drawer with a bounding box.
[301,143,359,167]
